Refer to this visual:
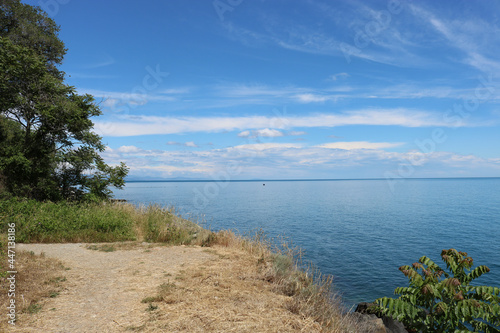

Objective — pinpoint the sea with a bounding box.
[112,178,500,309]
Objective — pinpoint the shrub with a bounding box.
[375,249,500,332]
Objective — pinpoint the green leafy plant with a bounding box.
[0,1,128,201]
[375,249,500,332]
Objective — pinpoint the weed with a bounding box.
[146,303,158,312]
[158,282,176,294]
[86,244,116,252]
[141,296,163,303]
[48,276,66,284]
[25,303,42,314]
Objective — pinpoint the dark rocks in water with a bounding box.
[109,199,127,202]
[350,312,386,333]
[354,302,408,333]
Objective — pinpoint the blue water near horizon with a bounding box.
[112,178,500,309]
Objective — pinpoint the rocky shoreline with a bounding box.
[353,302,408,333]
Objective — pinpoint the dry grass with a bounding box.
[111,203,214,245]
[0,249,67,330]
[135,230,363,332]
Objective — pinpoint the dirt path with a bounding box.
[13,243,215,332]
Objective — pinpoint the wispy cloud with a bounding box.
[231,143,303,151]
[316,141,404,150]
[167,141,199,148]
[213,82,476,105]
[289,131,307,136]
[327,73,350,81]
[410,4,500,73]
[68,73,118,79]
[94,108,478,137]
[295,94,333,103]
[83,53,115,69]
[80,89,178,103]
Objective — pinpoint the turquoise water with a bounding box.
[113,178,500,308]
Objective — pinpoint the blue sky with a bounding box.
[27,0,500,180]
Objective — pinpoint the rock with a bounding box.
[109,199,127,202]
[354,302,408,333]
[381,316,408,333]
[350,312,387,333]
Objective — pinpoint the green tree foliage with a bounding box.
[375,249,500,332]
[0,0,128,201]
[0,0,66,77]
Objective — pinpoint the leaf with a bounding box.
[395,286,414,295]
[419,255,436,267]
[465,265,490,283]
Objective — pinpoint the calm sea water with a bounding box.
[112,178,500,308]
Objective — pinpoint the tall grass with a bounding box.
[0,198,213,245]
[0,198,136,243]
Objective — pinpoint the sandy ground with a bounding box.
[11,243,215,332]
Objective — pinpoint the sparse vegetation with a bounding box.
[0,245,66,330]
[86,244,116,252]
[217,230,339,321]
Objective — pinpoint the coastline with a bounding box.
[1,200,376,332]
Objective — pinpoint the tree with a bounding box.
[0,0,66,78]
[0,1,128,201]
[375,249,500,332]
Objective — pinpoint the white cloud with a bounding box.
[102,98,119,108]
[80,89,177,104]
[316,141,404,150]
[102,144,500,180]
[237,130,251,138]
[238,128,284,138]
[231,143,303,151]
[95,109,469,137]
[295,94,331,103]
[117,146,142,153]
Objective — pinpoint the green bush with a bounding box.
[0,198,136,243]
[376,249,500,332]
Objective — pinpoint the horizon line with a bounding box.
[124,176,500,183]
